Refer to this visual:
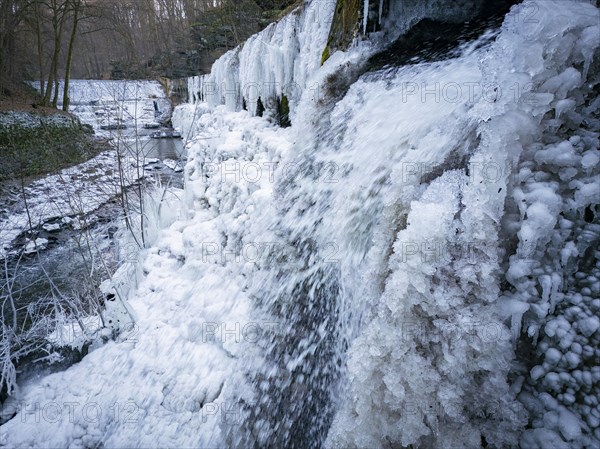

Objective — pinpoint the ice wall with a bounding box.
[179,1,600,448]
[184,0,507,122]
[323,2,600,448]
[382,0,483,36]
[187,0,336,121]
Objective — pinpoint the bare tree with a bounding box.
[62,0,83,110]
[0,0,30,95]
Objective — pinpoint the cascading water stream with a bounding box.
[179,2,599,447]
[210,27,510,448]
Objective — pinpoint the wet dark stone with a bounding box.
[366,0,519,71]
[584,205,595,223]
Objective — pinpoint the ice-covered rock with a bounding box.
[24,238,48,254]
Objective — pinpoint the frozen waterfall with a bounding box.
[2,1,599,448]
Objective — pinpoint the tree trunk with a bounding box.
[63,0,81,111]
[43,1,67,107]
[35,0,46,99]
[52,76,60,108]
[0,0,17,95]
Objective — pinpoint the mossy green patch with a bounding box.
[321,0,362,65]
[0,113,104,180]
[321,45,331,66]
[278,95,291,128]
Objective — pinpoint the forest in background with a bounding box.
[0,0,299,106]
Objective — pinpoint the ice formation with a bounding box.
[1,1,599,448]
[186,0,336,121]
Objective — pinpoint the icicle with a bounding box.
[378,0,383,25]
[363,0,369,34]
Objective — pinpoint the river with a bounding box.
[0,80,185,406]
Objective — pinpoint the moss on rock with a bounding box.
[321,0,362,65]
[278,94,291,127]
[0,112,104,180]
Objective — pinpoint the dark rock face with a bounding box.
[367,0,519,70]
[322,0,519,66]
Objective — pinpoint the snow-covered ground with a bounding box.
[0,149,145,258]
[2,1,599,448]
[1,80,184,258]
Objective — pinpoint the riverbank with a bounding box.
[0,110,108,181]
[0,79,188,413]
[0,81,106,180]
[1,79,186,258]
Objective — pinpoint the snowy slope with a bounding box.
[0,107,291,448]
[2,1,599,448]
